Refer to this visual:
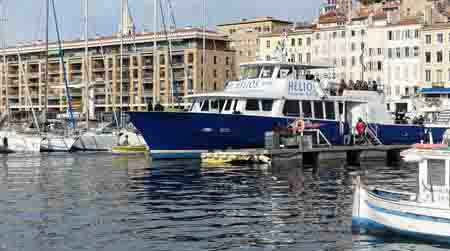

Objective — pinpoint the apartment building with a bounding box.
[217,17,291,78]
[0,28,234,115]
[258,25,314,64]
[421,23,450,112]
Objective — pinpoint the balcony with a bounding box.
[432,82,445,88]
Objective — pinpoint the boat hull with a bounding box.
[0,130,41,153]
[72,130,147,152]
[352,179,450,243]
[128,112,344,159]
[41,135,77,152]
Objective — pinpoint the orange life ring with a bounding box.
[295,119,305,134]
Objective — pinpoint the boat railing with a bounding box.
[366,125,383,145]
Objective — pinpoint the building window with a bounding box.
[361,29,366,36]
[306,37,311,46]
[438,33,444,43]
[306,53,311,64]
[377,48,382,55]
[351,43,355,51]
[377,61,382,71]
[225,57,230,65]
[426,34,432,44]
[298,38,302,46]
[388,48,393,58]
[351,56,356,66]
[405,47,410,57]
[425,69,431,82]
[226,70,230,79]
[213,56,217,64]
[341,30,346,38]
[341,58,346,66]
[414,29,419,38]
[266,40,270,48]
[266,55,271,61]
[351,30,356,37]
[396,47,401,58]
[448,69,450,81]
[413,46,419,57]
[213,82,217,91]
[388,31,393,40]
[247,51,251,57]
[369,48,373,56]
[437,69,443,82]
[437,51,443,63]
[332,31,337,38]
[213,69,217,78]
[298,53,303,63]
[316,33,320,40]
[291,38,295,47]
[425,52,431,63]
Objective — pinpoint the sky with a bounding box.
[3,0,321,45]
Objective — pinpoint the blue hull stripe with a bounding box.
[366,200,450,224]
[353,217,450,243]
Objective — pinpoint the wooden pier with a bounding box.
[201,145,411,168]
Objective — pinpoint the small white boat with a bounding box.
[73,128,146,152]
[353,144,450,243]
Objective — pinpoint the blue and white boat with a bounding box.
[128,60,446,159]
[353,144,450,243]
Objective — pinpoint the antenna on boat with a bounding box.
[119,0,124,128]
[0,0,8,125]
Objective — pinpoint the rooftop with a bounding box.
[217,17,292,27]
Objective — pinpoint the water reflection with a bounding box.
[0,154,446,250]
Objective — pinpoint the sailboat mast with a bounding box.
[44,0,49,126]
[119,0,124,128]
[1,1,8,123]
[84,0,89,129]
[153,0,157,109]
[202,0,206,93]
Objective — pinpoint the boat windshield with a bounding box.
[240,65,262,79]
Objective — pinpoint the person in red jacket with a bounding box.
[355,118,366,144]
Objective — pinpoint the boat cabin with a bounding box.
[187,61,392,126]
[418,156,450,204]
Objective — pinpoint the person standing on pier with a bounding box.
[355,118,367,144]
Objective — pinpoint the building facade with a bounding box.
[421,23,450,112]
[0,28,234,115]
[217,17,292,78]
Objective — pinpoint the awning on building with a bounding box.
[419,88,450,94]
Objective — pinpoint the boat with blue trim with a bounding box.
[128,60,447,159]
[353,143,450,243]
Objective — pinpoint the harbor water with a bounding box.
[0,153,448,251]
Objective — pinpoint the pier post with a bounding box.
[386,149,401,166]
[347,150,361,166]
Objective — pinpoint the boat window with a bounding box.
[283,100,300,117]
[201,100,209,111]
[211,100,219,110]
[245,99,260,111]
[339,102,344,115]
[261,66,274,78]
[314,101,324,119]
[428,160,446,186]
[261,100,274,111]
[302,101,312,118]
[278,66,294,79]
[241,65,262,79]
[223,100,232,111]
[232,99,238,111]
[325,102,335,120]
[219,100,226,112]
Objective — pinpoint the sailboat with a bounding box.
[40,0,77,152]
[72,0,146,151]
